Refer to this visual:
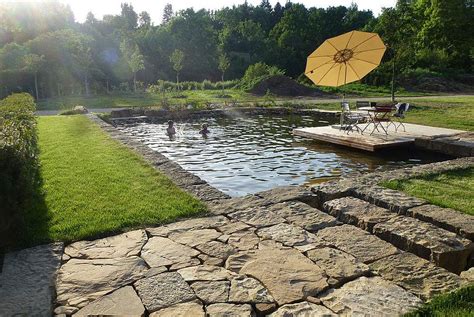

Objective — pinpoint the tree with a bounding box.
[170,49,184,89]
[218,52,230,81]
[163,4,174,24]
[120,40,145,92]
[120,3,138,30]
[218,52,230,94]
[139,11,151,28]
[23,54,44,100]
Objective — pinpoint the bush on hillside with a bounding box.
[238,62,285,90]
[147,79,238,93]
[0,93,39,248]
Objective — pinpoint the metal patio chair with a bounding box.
[390,102,410,132]
[340,101,365,134]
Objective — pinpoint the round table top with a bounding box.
[358,106,392,112]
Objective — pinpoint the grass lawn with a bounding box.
[403,96,474,131]
[404,285,474,317]
[382,167,474,215]
[23,115,206,246]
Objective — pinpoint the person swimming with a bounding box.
[166,120,176,138]
[199,123,210,136]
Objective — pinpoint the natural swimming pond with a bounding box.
[117,114,450,197]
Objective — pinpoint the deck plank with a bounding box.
[293,123,465,152]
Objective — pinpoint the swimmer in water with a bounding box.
[166,120,176,139]
[199,123,210,137]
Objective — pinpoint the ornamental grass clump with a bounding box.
[0,93,38,248]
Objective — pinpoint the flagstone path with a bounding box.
[2,178,473,316]
[1,120,473,316]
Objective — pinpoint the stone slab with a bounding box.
[255,185,319,207]
[186,183,230,201]
[56,256,147,307]
[256,223,317,248]
[177,265,233,281]
[320,276,422,316]
[354,186,426,213]
[269,301,337,317]
[315,225,399,264]
[306,247,370,286]
[269,201,339,232]
[74,286,145,316]
[229,275,274,303]
[370,253,462,300]
[141,237,200,267]
[0,243,63,316]
[169,229,221,247]
[228,230,260,251]
[196,240,236,259]
[226,247,328,305]
[146,216,229,237]
[191,281,230,304]
[149,301,205,317]
[206,303,255,317]
[228,207,286,228]
[311,179,355,206]
[408,204,474,240]
[134,272,196,312]
[323,197,397,232]
[373,216,473,273]
[65,230,147,259]
[207,195,271,215]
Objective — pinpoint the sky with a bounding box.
[2,0,396,23]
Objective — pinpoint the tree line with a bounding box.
[0,0,472,99]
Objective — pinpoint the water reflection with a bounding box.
[116,114,450,197]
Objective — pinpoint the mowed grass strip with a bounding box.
[24,115,206,245]
[404,285,474,317]
[404,96,474,131]
[383,167,474,216]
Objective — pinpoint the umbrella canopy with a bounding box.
[305,30,386,87]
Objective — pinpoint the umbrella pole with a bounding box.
[340,64,348,128]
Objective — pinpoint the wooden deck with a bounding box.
[293,123,465,152]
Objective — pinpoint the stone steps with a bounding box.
[323,197,473,274]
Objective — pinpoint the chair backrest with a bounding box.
[396,103,409,115]
[341,101,350,112]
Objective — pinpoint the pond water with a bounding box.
[117,114,449,197]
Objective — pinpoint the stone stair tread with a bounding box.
[369,252,462,301]
[314,225,399,264]
[373,216,473,274]
[323,197,397,232]
[322,197,473,274]
[353,185,426,213]
[268,201,340,233]
[407,204,474,241]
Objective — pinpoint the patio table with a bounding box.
[359,106,395,135]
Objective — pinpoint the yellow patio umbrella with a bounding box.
[305,30,386,88]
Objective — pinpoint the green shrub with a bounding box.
[0,93,39,248]
[237,62,285,90]
[147,79,238,93]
